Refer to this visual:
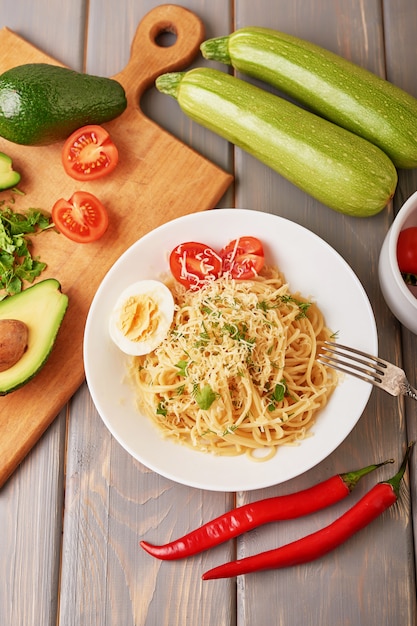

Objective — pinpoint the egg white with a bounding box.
[109,280,175,356]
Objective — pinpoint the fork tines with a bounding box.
[318,341,386,385]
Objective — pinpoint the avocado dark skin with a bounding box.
[0,63,127,145]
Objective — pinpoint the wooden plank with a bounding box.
[233,1,416,625]
[59,387,236,625]
[383,0,417,579]
[0,409,67,626]
[0,0,86,70]
[0,4,86,626]
[85,0,235,199]
[58,2,236,626]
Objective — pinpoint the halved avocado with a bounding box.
[0,278,68,395]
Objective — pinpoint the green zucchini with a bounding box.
[201,28,417,169]
[156,68,397,217]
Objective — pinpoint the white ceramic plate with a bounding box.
[84,209,377,491]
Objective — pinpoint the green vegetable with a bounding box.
[156,68,397,217]
[201,28,417,169]
[0,202,53,299]
[193,383,217,410]
[157,402,167,417]
[175,359,189,377]
[0,278,68,395]
[0,152,20,189]
[403,273,417,286]
[0,63,127,145]
[267,380,287,411]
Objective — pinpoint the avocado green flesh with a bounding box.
[0,170,20,189]
[0,63,127,145]
[0,151,20,189]
[0,279,68,395]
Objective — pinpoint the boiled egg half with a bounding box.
[109,280,175,356]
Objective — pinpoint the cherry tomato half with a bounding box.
[219,236,265,279]
[397,227,417,275]
[169,242,223,290]
[62,125,118,181]
[52,191,109,243]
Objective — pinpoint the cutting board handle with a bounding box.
[114,4,205,102]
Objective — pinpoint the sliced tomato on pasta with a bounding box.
[169,241,223,290]
[220,236,265,279]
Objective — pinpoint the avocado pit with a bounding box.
[0,318,28,372]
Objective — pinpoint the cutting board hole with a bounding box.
[155,29,177,48]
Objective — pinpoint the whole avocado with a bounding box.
[0,63,127,145]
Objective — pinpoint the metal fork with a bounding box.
[318,341,417,400]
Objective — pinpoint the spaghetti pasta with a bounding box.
[129,266,337,461]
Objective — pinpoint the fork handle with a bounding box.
[404,381,417,401]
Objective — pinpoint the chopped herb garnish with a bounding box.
[296,301,311,319]
[175,359,189,377]
[156,402,167,417]
[200,428,217,437]
[194,322,210,348]
[193,383,217,410]
[257,299,278,312]
[222,424,238,436]
[222,322,239,338]
[280,294,311,319]
[0,202,53,299]
[222,321,255,347]
[257,300,270,312]
[267,379,287,411]
[201,304,214,315]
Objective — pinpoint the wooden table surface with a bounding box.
[1,1,416,625]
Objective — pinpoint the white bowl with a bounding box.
[378,191,417,335]
[84,209,377,491]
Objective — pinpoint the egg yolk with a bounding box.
[118,294,160,342]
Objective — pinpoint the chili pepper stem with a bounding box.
[386,441,414,496]
[341,458,394,491]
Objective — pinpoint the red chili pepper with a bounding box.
[140,458,392,561]
[202,443,413,580]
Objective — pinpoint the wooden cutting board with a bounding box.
[0,4,233,487]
